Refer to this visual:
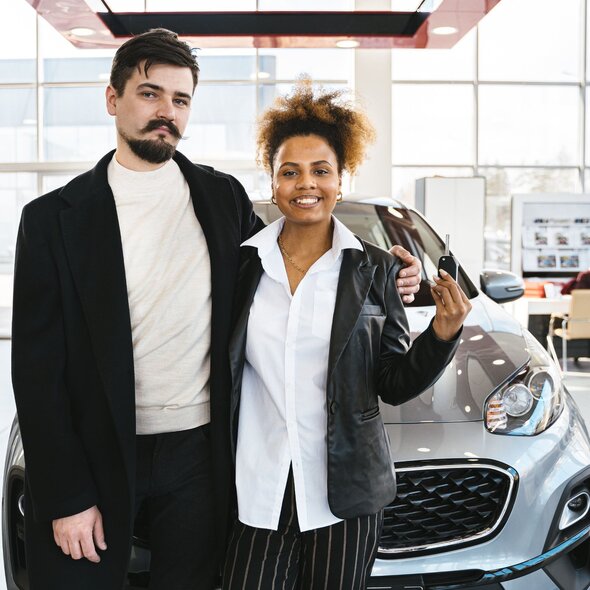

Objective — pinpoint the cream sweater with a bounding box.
[108,156,212,434]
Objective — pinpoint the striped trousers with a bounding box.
[222,474,383,590]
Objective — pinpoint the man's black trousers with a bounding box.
[134,423,216,590]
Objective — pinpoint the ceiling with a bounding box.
[26,0,502,49]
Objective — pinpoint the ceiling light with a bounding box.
[335,39,360,49]
[431,26,458,36]
[69,27,95,36]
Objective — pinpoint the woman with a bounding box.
[223,82,471,590]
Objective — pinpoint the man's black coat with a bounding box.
[11,150,262,589]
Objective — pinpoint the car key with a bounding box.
[438,234,458,281]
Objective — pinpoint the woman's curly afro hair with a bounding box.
[256,79,376,176]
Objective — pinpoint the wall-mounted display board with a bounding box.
[511,194,590,278]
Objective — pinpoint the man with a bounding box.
[561,269,590,294]
[11,29,422,590]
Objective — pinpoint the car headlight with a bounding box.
[485,331,563,435]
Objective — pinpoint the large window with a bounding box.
[0,2,354,295]
[392,84,475,165]
[478,85,580,167]
[2,0,590,286]
[391,0,589,269]
[478,0,583,83]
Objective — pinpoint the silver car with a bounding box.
[4,197,590,590]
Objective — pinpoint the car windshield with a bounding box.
[252,201,478,306]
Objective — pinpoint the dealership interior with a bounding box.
[3,0,590,589]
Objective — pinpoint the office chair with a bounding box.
[548,289,590,372]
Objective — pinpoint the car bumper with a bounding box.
[369,522,590,589]
[371,396,590,589]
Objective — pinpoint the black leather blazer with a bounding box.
[229,238,460,519]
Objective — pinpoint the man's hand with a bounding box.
[390,245,422,304]
[52,505,106,563]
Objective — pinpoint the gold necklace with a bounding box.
[278,234,308,275]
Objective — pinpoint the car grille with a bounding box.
[379,463,516,557]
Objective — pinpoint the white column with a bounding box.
[353,0,392,198]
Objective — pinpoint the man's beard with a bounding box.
[120,119,182,164]
[125,137,176,164]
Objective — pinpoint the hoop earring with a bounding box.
[336,192,343,202]
[271,195,277,205]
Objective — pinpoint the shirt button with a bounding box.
[329,401,337,414]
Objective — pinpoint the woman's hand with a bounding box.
[430,269,472,341]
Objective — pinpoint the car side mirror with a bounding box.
[480,269,524,303]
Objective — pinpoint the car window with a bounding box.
[252,201,478,306]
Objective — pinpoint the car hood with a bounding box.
[381,293,530,424]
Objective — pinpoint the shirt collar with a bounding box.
[241,215,363,257]
[242,215,362,283]
[241,217,285,257]
[331,215,364,255]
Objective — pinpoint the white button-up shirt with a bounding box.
[236,216,363,532]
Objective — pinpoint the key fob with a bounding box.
[438,255,458,281]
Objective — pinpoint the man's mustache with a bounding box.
[141,119,182,139]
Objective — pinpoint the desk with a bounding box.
[506,296,571,345]
[511,296,570,323]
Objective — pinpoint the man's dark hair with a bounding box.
[110,28,199,96]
